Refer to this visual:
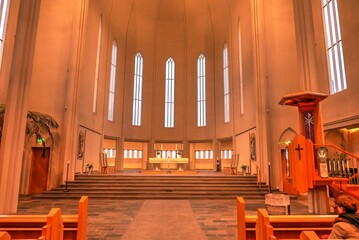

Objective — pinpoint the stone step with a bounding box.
[50,187,268,193]
[31,193,266,200]
[68,182,260,187]
[32,173,269,200]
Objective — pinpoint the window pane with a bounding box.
[322,0,347,94]
[108,41,117,121]
[197,54,206,127]
[223,44,230,122]
[132,53,143,126]
[93,17,102,113]
[165,58,175,128]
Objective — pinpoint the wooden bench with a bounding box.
[0,196,88,240]
[0,207,63,240]
[299,231,321,240]
[236,196,335,240]
[0,231,11,240]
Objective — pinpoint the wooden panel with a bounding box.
[29,147,50,194]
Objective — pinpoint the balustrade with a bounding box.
[314,144,359,184]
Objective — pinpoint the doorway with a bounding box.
[28,147,50,194]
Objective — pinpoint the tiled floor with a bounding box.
[17,195,310,240]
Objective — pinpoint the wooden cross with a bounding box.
[295,144,304,160]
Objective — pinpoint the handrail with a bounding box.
[313,144,359,186]
[313,144,359,161]
[251,160,268,191]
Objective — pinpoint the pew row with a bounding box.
[299,231,321,240]
[0,232,11,240]
[0,207,63,240]
[236,196,335,240]
[0,196,88,240]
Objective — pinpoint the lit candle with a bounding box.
[67,161,69,165]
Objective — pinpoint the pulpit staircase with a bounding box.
[313,144,359,199]
[31,173,269,200]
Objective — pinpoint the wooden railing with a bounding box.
[313,144,359,184]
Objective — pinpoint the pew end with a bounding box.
[0,196,88,240]
[76,195,88,240]
[300,231,320,240]
[0,231,11,240]
[236,196,335,240]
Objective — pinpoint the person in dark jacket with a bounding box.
[328,194,359,239]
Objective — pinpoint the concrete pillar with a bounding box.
[308,186,331,214]
[251,0,269,184]
[0,0,41,214]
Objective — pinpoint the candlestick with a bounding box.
[346,159,350,177]
[64,161,69,192]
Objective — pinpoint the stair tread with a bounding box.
[33,173,269,200]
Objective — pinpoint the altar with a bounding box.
[148,157,189,170]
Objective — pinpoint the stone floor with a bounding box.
[17,195,310,240]
[15,169,313,239]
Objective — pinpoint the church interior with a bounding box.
[0,0,359,239]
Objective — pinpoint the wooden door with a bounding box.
[28,147,50,194]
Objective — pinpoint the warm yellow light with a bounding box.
[348,128,359,133]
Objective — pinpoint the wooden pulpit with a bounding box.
[280,92,327,195]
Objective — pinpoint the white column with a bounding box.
[251,0,270,184]
[0,0,41,214]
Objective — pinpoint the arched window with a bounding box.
[132,53,143,126]
[107,40,117,121]
[0,0,10,70]
[223,43,230,123]
[322,0,347,94]
[92,16,102,113]
[197,54,206,127]
[238,20,244,115]
[164,57,175,128]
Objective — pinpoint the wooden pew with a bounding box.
[256,207,334,240]
[0,207,63,240]
[236,197,256,239]
[0,232,11,240]
[0,196,88,240]
[300,231,320,240]
[236,196,335,240]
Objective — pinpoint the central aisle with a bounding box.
[121,200,207,240]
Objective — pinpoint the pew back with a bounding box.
[300,231,320,240]
[0,231,11,240]
[0,196,88,240]
[256,208,334,239]
[236,197,335,240]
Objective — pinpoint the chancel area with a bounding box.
[1,0,359,239]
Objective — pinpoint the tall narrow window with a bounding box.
[132,53,143,126]
[223,43,230,123]
[107,41,117,121]
[164,57,175,128]
[322,0,347,94]
[238,20,244,115]
[92,16,102,113]
[0,0,10,70]
[197,54,206,127]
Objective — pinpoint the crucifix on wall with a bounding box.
[295,144,303,160]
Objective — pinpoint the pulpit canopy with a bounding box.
[279,91,327,107]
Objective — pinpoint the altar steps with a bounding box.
[31,173,269,200]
